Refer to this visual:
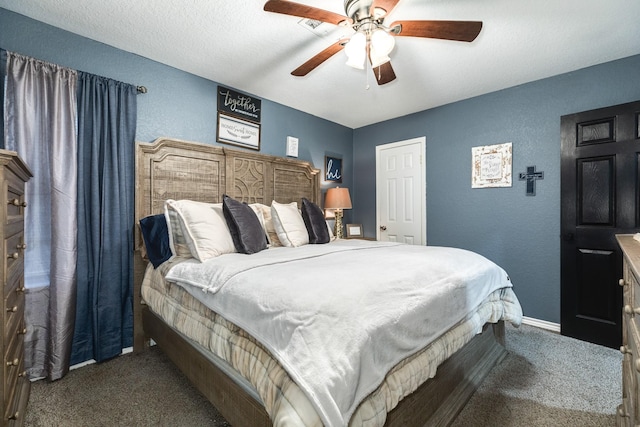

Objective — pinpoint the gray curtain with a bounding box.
[4,52,78,380]
[71,72,136,364]
[1,49,5,140]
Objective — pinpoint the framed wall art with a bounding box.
[471,142,512,188]
[217,113,261,150]
[325,156,342,182]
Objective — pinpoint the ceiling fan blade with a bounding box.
[372,61,396,85]
[370,0,401,18]
[291,39,348,76]
[264,0,350,25]
[391,20,483,42]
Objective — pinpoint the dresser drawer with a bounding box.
[4,232,25,293]
[3,321,24,413]
[629,320,640,420]
[4,170,26,238]
[5,376,28,426]
[3,356,24,424]
[4,289,25,345]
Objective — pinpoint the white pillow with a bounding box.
[164,206,193,259]
[165,199,236,261]
[249,203,275,247]
[270,201,309,247]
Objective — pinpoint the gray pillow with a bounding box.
[222,195,268,254]
[301,197,330,244]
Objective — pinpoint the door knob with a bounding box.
[380,226,387,231]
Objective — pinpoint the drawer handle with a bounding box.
[6,306,17,313]
[17,328,26,335]
[7,252,19,260]
[18,371,26,378]
[16,286,25,293]
[17,243,26,250]
[619,278,626,287]
[624,305,640,316]
[6,358,19,367]
[8,199,26,208]
[621,345,632,355]
[7,411,18,420]
[618,404,630,417]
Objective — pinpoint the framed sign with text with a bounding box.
[471,142,512,188]
[217,113,261,150]
[217,86,261,123]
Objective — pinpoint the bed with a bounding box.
[132,137,522,427]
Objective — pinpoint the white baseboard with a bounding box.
[29,346,134,382]
[69,346,133,371]
[521,316,560,333]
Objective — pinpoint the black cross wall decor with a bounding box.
[519,166,544,196]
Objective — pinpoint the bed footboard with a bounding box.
[385,322,506,426]
[142,306,272,426]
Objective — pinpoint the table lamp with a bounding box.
[324,187,352,239]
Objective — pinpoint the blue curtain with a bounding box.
[71,72,136,364]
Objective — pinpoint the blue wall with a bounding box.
[0,7,353,198]
[352,54,640,323]
[4,7,640,325]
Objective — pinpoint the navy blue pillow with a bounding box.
[222,195,268,254]
[301,197,330,244]
[139,214,172,268]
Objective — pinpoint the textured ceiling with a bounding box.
[1,0,639,128]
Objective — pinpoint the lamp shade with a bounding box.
[325,187,352,210]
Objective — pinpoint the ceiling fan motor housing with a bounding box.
[344,0,377,22]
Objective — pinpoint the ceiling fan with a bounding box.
[264,0,482,85]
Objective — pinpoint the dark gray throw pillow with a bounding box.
[301,197,330,244]
[139,214,172,268]
[222,195,268,254]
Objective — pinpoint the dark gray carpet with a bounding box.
[25,324,621,426]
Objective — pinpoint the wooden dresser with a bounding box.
[0,151,32,426]
[617,234,640,425]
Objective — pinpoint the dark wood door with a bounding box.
[561,100,640,348]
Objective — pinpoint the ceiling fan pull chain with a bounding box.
[365,63,370,90]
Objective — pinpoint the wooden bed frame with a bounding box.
[132,137,507,427]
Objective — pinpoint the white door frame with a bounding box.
[375,136,427,244]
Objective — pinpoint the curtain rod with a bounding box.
[136,86,147,94]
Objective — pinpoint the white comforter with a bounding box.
[165,240,517,427]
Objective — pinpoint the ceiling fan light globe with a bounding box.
[371,29,395,56]
[346,53,366,69]
[344,31,367,69]
[345,31,366,54]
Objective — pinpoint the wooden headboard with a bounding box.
[132,137,320,350]
[135,137,320,246]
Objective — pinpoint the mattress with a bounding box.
[141,246,522,427]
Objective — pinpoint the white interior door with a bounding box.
[375,137,426,244]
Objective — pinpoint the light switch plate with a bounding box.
[286,136,299,157]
